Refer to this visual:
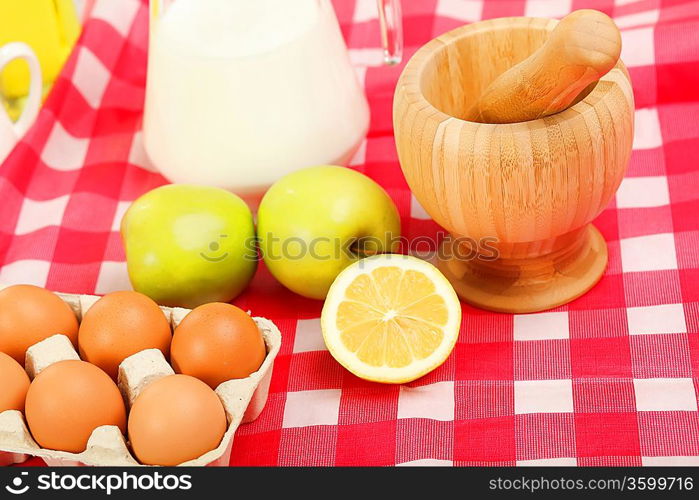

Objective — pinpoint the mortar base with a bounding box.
[435,225,608,314]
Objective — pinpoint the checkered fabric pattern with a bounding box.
[3,0,699,467]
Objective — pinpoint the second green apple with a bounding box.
[257,166,401,300]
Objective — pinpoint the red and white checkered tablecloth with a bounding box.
[2,0,699,467]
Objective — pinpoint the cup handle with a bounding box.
[377,0,403,65]
[0,42,42,137]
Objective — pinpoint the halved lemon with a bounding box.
[321,254,461,384]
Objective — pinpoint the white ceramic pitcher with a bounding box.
[0,42,42,163]
[143,0,402,201]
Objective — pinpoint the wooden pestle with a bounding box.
[464,9,622,123]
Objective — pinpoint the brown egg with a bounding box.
[128,374,227,466]
[0,285,79,364]
[78,291,172,379]
[171,303,265,388]
[0,352,30,412]
[25,360,126,453]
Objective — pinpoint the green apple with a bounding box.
[257,166,401,300]
[121,185,257,308]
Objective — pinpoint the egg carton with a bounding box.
[0,288,281,466]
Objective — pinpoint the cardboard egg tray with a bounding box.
[0,288,282,466]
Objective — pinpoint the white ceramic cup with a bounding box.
[0,42,42,163]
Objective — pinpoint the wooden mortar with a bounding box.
[393,17,634,313]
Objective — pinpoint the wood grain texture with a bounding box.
[393,17,634,313]
[464,10,622,123]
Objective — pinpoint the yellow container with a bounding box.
[0,0,80,100]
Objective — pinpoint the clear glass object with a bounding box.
[378,0,403,65]
[144,0,403,204]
